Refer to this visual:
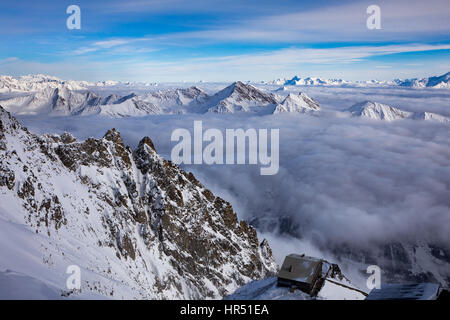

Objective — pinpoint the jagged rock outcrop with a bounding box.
[0,105,277,299]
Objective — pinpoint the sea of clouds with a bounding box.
[16,86,450,278]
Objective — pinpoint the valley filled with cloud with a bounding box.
[13,82,450,288]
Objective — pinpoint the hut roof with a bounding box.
[278,254,322,284]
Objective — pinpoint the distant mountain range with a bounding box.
[2,72,449,97]
[0,74,449,122]
[349,101,450,123]
[0,74,153,94]
[394,72,450,88]
[0,79,322,117]
[271,71,450,89]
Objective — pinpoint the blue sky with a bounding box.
[0,0,449,82]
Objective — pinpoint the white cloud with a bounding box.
[4,42,450,82]
[93,39,133,48]
[71,38,151,55]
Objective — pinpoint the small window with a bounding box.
[288,265,293,272]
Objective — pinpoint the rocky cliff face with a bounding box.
[0,105,277,299]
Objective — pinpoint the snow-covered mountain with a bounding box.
[0,106,277,299]
[203,82,322,115]
[272,72,450,88]
[0,74,157,94]
[0,80,293,116]
[0,85,212,117]
[139,87,210,114]
[273,76,394,87]
[1,74,449,120]
[395,72,450,88]
[282,76,350,87]
[412,111,450,122]
[349,101,450,122]
[0,86,109,116]
[97,94,162,117]
[349,101,412,121]
[273,93,321,114]
[205,81,279,114]
[0,74,91,93]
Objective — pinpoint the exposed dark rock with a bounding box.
[0,106,277,299]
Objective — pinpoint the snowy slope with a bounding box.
[0,106,277,299]
[275,76,393,87]
[205,82,278,114]
[139,87,210,114]
[97,94,162,117]
[273,93,320,114]
[0,270,76,300]
[226,261,366,300]
[349,101,412,121]
[283,76,350,87]
[0,80,283,117]
[0,74,91,93]
[0,86,104,116]
[395,72,450,88]
[225,277,311,300]
[272,72,450,89]
[349,101,450,122]
[412,111,450,123]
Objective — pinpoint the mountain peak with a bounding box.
[0,105,24,136]
[233,80,246,87]
[0,111,277,299]
[208,81,278,112]
[273,92,320,114]
[227,81,258,93]
[138,136,156,152]
[0,105,7,117]
[103,128,123,143]
[395,71,450,88]
[349,100,450,122]
[349,101,411,121]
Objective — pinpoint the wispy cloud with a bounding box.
[0,57,19,64]
[92,39,132,48]
[71,37,153,55]
[122,43,450,76]
[5,43,448,82]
